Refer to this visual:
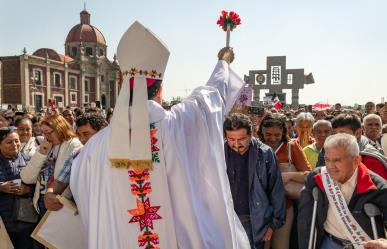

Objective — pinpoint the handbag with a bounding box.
[279,142,304,199]
[13,197,39,223]
[0,216,14,249]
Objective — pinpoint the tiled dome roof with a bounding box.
[65,10,106,46]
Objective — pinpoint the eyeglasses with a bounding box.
[42,129,55,137]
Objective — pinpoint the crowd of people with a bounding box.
[0,107,109,249]
[0,99,386,249]
[0,45,386,249]
[224,101,387,249]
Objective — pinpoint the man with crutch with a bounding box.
[298,133,387,249]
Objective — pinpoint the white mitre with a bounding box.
[110,21,170,169]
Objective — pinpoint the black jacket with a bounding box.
[298,163,387,249]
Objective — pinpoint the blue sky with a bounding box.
[1,0,386,105]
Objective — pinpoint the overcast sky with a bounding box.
[1,0,386,105]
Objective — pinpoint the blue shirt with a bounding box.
[56,149,81,183]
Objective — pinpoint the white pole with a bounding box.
[226,24,231,47]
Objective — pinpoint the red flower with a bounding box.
[216,10,241,32]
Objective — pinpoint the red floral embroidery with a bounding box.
[127,123,162,248]
[128,198,162,231]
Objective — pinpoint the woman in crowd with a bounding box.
[31,116,43,137]
[21,114,82,216]
[16,118,44,162]
[294,112,315,148]
[0,127,36,249]
[258,114,310,249]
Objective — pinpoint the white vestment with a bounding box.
[70,60,250,249]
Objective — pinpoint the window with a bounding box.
[71,47,77,57]
[100,75,104,82]
[86,47,93,56]
[99,49,104,56]
[53,72,61,87]
[70,92,77,103]
[84,79,90,92]
[33,69,42,85]
[53,95,64,108]
[84,94,89,103]
[271,66,281,85]
[69,76,77,90]
[287,74,293,85]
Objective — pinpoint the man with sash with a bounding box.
[298,133,387,249]
[70,21,250,248]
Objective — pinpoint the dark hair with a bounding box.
[129,80,162,106]
[31,116,42,124]
[73,108,84,118]
[331,113,361,132]
[0,126,17,143]
[15,118,32,127]
[258,114,288,143]
[223,113,252,135]
[85,107,102,114]
[76,113,108,131]
[148,80,162,100]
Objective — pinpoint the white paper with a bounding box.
[32,198,87,249]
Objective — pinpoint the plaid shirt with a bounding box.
[56,149,82,183]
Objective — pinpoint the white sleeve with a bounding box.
[206,60,245,114]
[20,151,47,184]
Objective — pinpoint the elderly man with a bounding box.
[316,114,387,180]
[363,114,383,153]
[61,109,75,130]
[303,120,332,169]
[298,133,387,249]
[224,113,286,249]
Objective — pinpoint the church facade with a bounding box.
[0,9,120,112]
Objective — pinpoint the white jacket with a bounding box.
[21,138,83,212]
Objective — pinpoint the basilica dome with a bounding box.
[65,10,106,46]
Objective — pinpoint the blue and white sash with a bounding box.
[321,167,371,249]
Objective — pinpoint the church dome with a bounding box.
[65,10,106,46]
[33,48,61,61]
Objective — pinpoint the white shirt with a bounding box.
[324,167,358,239]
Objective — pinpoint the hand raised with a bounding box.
[218,47,234,64]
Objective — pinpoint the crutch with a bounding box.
[308,187,319,249]
[364,203,381,239]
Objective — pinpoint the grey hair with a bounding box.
[324,133,359,156]
[313,120,332,131]
[363,114,382,127]
[295,112,315,127]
